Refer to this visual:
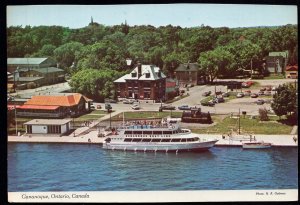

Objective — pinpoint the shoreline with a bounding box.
[8,133,298,147]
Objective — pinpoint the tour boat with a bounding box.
[242,141,272,149]
[102,121,218,152]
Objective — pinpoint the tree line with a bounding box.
[7,23,298,100]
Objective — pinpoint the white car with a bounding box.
[236,93,244,98]
[131,104,140,110]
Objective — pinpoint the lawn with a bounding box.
[72,110,111,122]
[263,74,286,80]
[111,111,183,121]
[191,116,293,135]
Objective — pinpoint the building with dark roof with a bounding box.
[266,51,289,74]
[174,63,208,87]
[114,63,166,101]
[7,57,57,73]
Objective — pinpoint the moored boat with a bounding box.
[242,141,272,149]
[102,121,218,152]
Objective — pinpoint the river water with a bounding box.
[7,143,298,191]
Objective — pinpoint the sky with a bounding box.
[6,4,298,28]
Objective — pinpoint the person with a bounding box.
[250,135,252,142]
[88,138,91,143]
[254,136,256,141]
[293,136,297,143]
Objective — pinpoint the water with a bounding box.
[7,143,298,191]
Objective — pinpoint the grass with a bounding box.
[264,74,286,80]
[200,96,214,103]
[191,116,293,135]
[111,111,183,121]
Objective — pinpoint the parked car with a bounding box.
[244,90,251,96]
[265,91,272,96]
[222,92,230,97]
[160,105,176,110]
[96,105,102,109]
[202,91,211,96]
[105,103,112,111]
[213,97,225,103]
[178,105,191,110]
[260,87,266,91]
[242,81,254,88]
[266,87,272,91]
[272,86,277,91]
[90,105,96,110]
[201,101,215,107]
[258,91,265,96]
[104,98,117,103]
[236,93,244,98]
[131,104,140,110]
[255,99,265,105]
[123,99,134,104]
[187,84,194,88]
[250,93,258,98]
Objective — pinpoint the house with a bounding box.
[24,119,72,136]
[114,63,166,102]
[16,93,92,118]
[7,57,57,73]
[285,65,298,79]
[174,63,208,87]
[266,51,289,74]
[165,78,179,100]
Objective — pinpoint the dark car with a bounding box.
[258,91,265,96]
[255,99,265,105]
[160,105,176,110]
[178,105,191,110]
[202,91,211,97]
[105,103,112,110]
[123,99,134,104]
[201,101,215,107]
[213,97,225,103]
[250,93,258,98]
[222,92,230,97]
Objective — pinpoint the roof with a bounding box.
[24,119,72,125]
[175,63,199,72]
[114,65,166,83]
[269,51,289,58]
[18,105,60,110]
[286,65,298,71]
[19,67,64,74]
[7,105,21,110]
[25,93,87,107]
[17,77,44,82]
[7,58,49,65]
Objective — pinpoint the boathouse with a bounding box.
[24,119,72,136]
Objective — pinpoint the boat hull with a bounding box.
[102,140,218,152]
[242,143,272,149]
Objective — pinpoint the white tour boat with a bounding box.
[102,121,218,152]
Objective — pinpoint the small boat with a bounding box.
[242,141,272,149]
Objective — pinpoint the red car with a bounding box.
[251,93,258,98]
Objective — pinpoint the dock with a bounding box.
[8,132,298,147]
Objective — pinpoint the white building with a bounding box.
[24,119,72,136]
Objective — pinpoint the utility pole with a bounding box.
[250,58,253,79]
[238,108,241,135]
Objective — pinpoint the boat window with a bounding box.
[132,138,142,142]
[151,139,161,142]
[163,131,172,134]
[124,138,132,142]
[153,131,162,135]
[142,138,151,142]
[143,131,152,135]
[171,138,181,142]
[161,139,171,142]
[194,137,199,141]
[181,138,187,142]
[187,138,194,142]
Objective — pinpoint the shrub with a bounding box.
[258,108,269,121]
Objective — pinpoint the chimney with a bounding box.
[137,62,142,78]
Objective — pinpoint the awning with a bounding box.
[7,105,21,110]
[18,105,60,110]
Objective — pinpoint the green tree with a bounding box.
[198,47,234,82]
[271,84,297,119]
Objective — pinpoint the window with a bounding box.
[161,139,171,142]
[132,73,137,77]
[151,139,161,142]
[142,138,151,142]
[124,138,132,142]
[145,73,150,78]
[27,125,32,134]
[171,138,181,142]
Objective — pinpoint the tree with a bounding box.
[69,68,123,102]
[258,108,269,121]
[198,47,234,82]
[271,84,297,119]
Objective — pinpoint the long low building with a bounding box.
[16,93,92,118]
[24,119,72,136]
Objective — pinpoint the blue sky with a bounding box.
[7,4,297,28]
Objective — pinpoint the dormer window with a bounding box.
[131,72,137,77]
[145,73,150,78]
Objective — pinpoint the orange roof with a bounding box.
[19,105,59,110]
[25,93,86,107]
[286,65,298,71]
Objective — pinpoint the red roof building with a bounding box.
[16,93,91,118]
[285,65,298,79]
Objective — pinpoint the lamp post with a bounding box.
[238,108,241,135]
[15,105,18,135]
